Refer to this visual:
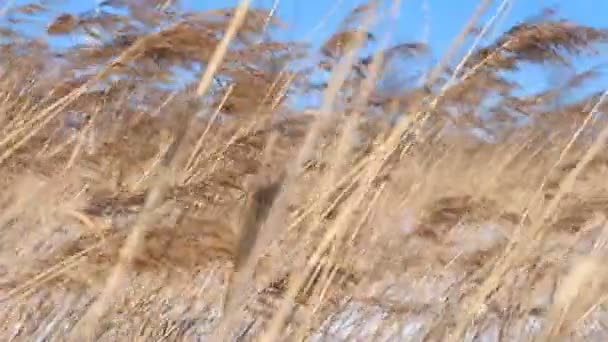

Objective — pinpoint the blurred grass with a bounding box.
[1,0,608,340]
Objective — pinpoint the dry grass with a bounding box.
[1,0,608,341]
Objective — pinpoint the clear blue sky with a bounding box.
[13,0,607,50]
[8,0,608,98]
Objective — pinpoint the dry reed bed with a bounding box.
[3,136,608,340]
[1,0,608,341]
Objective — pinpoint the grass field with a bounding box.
[1,1,608,340]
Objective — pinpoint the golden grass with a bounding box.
[2,0,608,340]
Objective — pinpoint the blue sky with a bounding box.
[6,0,608,99]
[16,0,605,52]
